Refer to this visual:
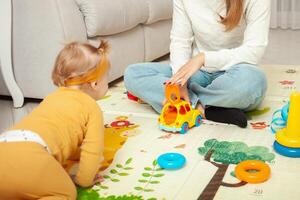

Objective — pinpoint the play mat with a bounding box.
[74,65,300,200]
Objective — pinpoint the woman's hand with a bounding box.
[178,83,190,103]
[162,83,190,105]
[167,53,205,86]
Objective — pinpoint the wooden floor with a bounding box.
[0,99,39,132]
[1,29,300,132]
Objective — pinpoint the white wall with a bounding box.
[261,29,300,65]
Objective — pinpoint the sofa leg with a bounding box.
[0,0,24,108]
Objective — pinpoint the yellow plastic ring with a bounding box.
[235,160,271,184]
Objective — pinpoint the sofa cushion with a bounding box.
[76,0,148,37]
[145,0,173,24]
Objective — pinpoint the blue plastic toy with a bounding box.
[273,141,300,158]
[273,92,300,158]
[281,103,289,121]
[157,153,186,170]
[271,102,289,133]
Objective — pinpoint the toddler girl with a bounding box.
[0,41,109,200]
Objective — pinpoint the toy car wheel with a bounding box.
[180,122,189,134]
[195,115,202,127]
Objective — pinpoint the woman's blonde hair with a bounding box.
[52,40,109,87]
[221,0,244,31]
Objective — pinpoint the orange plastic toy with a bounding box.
[235,160,271,184]
[158,84,203,134]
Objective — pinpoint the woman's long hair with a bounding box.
[221,0,244,31]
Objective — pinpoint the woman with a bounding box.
[124,0,270,128]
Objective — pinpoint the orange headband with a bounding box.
[64,54,109,86]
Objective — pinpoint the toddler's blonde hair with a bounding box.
[52,40,109,87]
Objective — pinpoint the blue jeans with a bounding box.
[124,63,267,113]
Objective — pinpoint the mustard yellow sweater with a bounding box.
[10,87,104,187]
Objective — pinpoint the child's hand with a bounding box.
[70,175,77,184]
[93,174,104,184]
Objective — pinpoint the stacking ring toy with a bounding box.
[235,160,271,184]
[270,103,289,134]
[273,141,300,158]
[281,103,289,121]
[157,153,186,170]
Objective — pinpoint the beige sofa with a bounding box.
[0,0,172,106]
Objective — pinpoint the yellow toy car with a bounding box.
[158,84,203,134]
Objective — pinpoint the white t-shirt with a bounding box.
[170,0,271,74]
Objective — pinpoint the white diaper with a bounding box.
[0,130,51,154]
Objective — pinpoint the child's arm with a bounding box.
[75,107,104,187]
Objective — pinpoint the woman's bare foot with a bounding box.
[196,103,206,118]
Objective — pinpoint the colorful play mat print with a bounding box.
[72,65,300,200]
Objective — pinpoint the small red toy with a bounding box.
[127,92,144,103]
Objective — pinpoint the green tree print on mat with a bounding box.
[77,158,135,199]
[134,160,165,194]
[103,158,134,183]
[77,187,143,200]
[197,139,275,200]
